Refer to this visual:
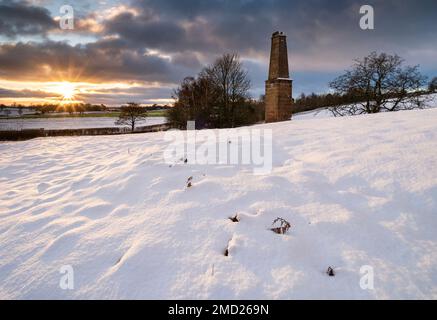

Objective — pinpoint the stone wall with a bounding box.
[0,123,171,141]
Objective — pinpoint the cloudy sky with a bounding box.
[0,0,436,106]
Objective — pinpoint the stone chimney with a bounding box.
[265,31,293,123]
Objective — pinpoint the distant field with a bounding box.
[5,110,167,119]
[0,116,167,130]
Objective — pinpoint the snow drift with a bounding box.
[0,108,436,299]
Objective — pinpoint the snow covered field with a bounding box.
[293,93,437,120]
[0,117,167,131]
[0,108,436,299]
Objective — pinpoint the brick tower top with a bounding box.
[268,31,290,80]
[265,31,293,123]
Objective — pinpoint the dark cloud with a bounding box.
[103,10,215,54]
[103,0,437,69]
[76,86,175,105]
[0,0,56,38]
[0,40,193,83]
[0,87,59,98]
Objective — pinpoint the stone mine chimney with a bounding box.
[265,31,293,123]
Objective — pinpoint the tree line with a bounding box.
[168,51,435,127]
[3,52,435,126]
[0,103,108,115]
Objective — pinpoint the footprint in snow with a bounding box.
[37,182,50,193]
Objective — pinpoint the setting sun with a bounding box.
[56,82,77,101]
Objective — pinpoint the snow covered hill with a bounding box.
[293,93,437,120]
[1,108,436,299]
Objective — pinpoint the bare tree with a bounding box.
[329,52,428,116]
[204,53,251,127]
[169,53,254,129]
[115,102,147,131]
[429,77,437,93]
